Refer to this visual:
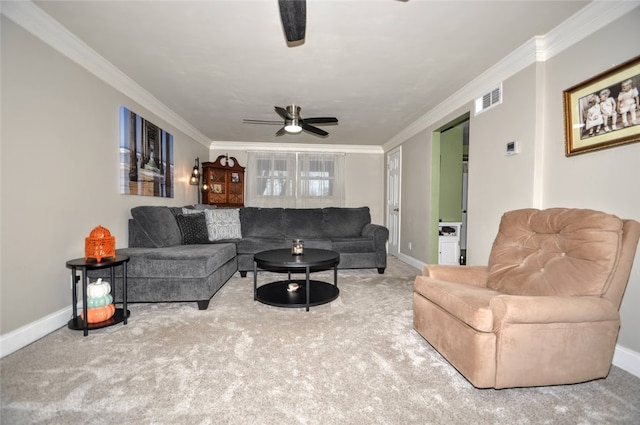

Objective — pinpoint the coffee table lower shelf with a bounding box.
[256,280,339,308]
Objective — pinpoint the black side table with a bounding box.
[65,255,130,336]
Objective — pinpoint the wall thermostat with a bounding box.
[505,140,519,156]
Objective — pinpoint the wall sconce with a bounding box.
[189,157,200,185]
[190,157,201,204]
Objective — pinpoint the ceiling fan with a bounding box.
[277,0,407,43]
[244,105,339,137]
[278,0,306,43]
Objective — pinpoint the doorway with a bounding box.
[430,115,469,264]
[386,147,401,257]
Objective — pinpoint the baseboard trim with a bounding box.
[1,305,71,358]
[396,252,426,272]
[612,344,640,378]
[3,293,640,380]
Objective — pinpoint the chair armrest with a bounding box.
[490,295,619,326]
[422,265,489,287]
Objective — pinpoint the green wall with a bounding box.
[439,126,463,222]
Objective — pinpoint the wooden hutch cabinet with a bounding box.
[201,155,245,207]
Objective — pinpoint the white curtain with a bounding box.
[246,151,344,208]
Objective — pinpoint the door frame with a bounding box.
[386,146,401,257]
[430,113,470,264]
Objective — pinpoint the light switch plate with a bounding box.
[505,140,519,156]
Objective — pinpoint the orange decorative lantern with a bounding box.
[85,225,115,262]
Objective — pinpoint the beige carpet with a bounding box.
[2,257,640,424]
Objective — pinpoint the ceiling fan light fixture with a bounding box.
[284,119,302,133]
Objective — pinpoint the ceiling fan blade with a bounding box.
[243,119,283,125]
[301,122,329,137]
[278,0,306,42]
[274,106,293,120]
[276,127,287,136]
[302,117,339,125]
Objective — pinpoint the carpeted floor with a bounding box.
[2,257,640,424]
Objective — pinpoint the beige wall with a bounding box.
[393,9,640,353]
[0,18,208,335]
[398,130,431,259]
[466,64,540,264]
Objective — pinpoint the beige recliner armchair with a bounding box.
[413,208,640,389]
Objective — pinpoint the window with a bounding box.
[247,151,344,208]
[299,154,335,198]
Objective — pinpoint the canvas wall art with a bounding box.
[119,106,174,197]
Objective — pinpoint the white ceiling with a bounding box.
[31,0,591,147]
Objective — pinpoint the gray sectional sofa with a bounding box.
[90,205,388,310]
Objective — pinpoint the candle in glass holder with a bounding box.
[292,239,304,255]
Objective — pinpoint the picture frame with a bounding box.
[119,106,174,197]
[563,56,640,156]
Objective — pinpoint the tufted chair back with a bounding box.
[486,208,639,308]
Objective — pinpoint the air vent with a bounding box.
[475,84,502,115]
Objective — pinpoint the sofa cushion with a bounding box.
[240,207,286,238]
[130,206,182,248]
[121,243,236,279]
[331,237,375,253]
[284,209,326,238]
[298,239,333,250]
[235,237,287,254]
[175,213,209,244]
[323,207,371,238]
[204,208,242,241]
[487,208,623,297]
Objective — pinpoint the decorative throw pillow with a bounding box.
[194,203,218,211]
[204,208,242,241]
[175,213,210,244]
[182,207,202,215]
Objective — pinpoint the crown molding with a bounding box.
[382,0,639,153]
[542,0,639,62]
[211,141,384,154]
[1,1,212,148]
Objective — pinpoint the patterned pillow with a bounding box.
[175,213,210,244]
[182,207,202,215]
[204,208,242,241]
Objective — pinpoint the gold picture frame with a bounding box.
[563,56,640,156]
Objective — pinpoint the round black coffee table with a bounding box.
[253,248,340,311]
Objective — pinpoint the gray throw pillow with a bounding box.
[204,208,242,241]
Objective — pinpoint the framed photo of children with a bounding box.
[563,55,640,156]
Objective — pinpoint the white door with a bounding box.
[387,147,401,257]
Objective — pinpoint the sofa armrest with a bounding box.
[422,265,489,287]
[362,223,389,244]
[361,223,389,270]
[490,295,619,326]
